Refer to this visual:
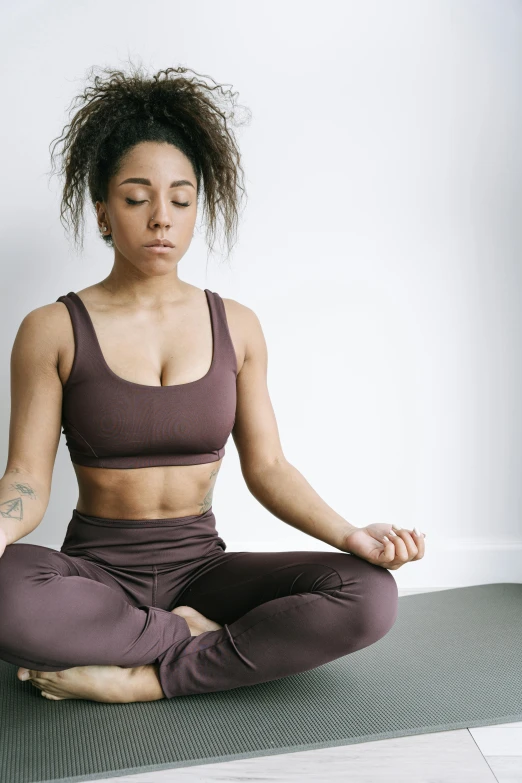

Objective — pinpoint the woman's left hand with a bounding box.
[340,523,426,570]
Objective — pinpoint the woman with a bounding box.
[0,63,424,703]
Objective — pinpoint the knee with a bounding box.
[0,544,62,638]
[340,557,399,645]
[0,543,30,590]
[0,545,36,618]
[0,543,50,587]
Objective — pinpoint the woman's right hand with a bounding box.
[0,527,8,559]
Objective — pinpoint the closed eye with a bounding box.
[125,198,191,207]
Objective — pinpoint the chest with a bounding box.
[55,288,239,468]
[58,299,241,389]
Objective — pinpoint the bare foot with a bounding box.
[171,605,223,635]
[16,664,146,703]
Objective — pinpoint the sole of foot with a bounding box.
[171,605,223,635]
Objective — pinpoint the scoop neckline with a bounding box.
[67,288,216,390]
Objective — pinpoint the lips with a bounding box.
[144,240,173,247]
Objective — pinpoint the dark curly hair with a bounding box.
[48,60,251,263]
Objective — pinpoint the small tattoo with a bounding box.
[199,466,220,514]
[0,497,23,520]
[9,482,37,500]
[199,494,213,514]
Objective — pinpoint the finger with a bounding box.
[410,529,425,560]
[381,536,399,565]
[381,537,402,570]
[388,528,410,560]
[395,528,417,558]
[392,527,421,561]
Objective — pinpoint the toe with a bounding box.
[41,691,63,701]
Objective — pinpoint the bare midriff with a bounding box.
[73,460,222,520]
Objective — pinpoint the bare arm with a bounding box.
[230,302,358,550]
[0,470,50,548]
[0,305,64,550]
[244,460,358,550]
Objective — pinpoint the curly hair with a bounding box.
[48,60,251,263]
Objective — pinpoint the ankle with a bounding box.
[129,664,165,701]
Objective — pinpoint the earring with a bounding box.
[101,224,108,233]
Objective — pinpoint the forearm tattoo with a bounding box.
[199,467,220,514]
[0,482,38,521]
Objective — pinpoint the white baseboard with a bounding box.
[44,538,522,590]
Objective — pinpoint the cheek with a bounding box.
[181,211,197,236]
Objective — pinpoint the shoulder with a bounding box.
[220,296,262,331]
[12,301,68,369]
[19,300,69,333]
[220,296,266,370]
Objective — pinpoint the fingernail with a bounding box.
[19,671,29,681]
[388,530,397,537]
[383,536,390,542]
[414,527,421,536]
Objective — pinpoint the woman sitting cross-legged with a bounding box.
[0,62,425,703]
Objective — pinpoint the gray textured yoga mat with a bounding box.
[1,582,521,783]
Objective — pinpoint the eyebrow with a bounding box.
[118,177,195,189]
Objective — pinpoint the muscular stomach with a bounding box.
[73,460,222,520]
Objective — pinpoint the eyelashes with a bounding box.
[125,198,191,207]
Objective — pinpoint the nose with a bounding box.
[149,202,172,230]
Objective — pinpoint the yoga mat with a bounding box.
[1,583,521,783]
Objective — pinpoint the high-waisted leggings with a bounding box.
[0,506,398,699]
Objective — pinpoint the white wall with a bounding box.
[1,0,521,587]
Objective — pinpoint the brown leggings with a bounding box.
[0,507,398,698]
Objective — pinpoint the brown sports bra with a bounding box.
[55,289,237,469]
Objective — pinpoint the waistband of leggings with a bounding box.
[70,506,214,528]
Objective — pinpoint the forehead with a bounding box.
[111,142,197,190]
[122,141,192,169]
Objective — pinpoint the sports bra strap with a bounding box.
[56,292,101,381]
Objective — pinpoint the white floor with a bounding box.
[90,588,522,783]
